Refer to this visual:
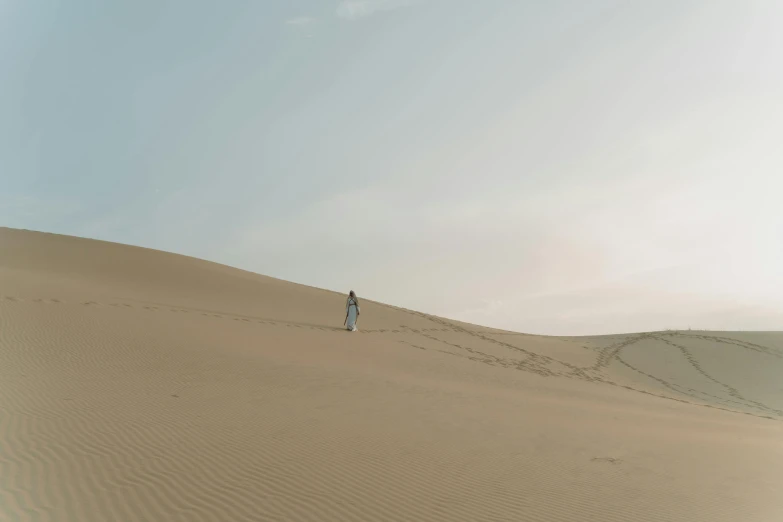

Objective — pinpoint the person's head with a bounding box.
[349,290,356,298]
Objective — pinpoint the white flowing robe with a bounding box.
[345,298,360,331]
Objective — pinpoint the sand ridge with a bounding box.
[1,228,781,521]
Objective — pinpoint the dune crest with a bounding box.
[1,227,781,522]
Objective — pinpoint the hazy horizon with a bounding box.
[2,0,781,335]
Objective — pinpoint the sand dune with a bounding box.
[1,227,781,522]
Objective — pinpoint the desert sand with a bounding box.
[1,226,781,522]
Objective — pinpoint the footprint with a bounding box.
[591,457,623,465]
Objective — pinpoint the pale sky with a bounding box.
[2,1,781,335]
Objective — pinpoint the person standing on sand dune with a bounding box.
[344,290,360,332]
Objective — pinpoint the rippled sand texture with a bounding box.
[1,227,781,522]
